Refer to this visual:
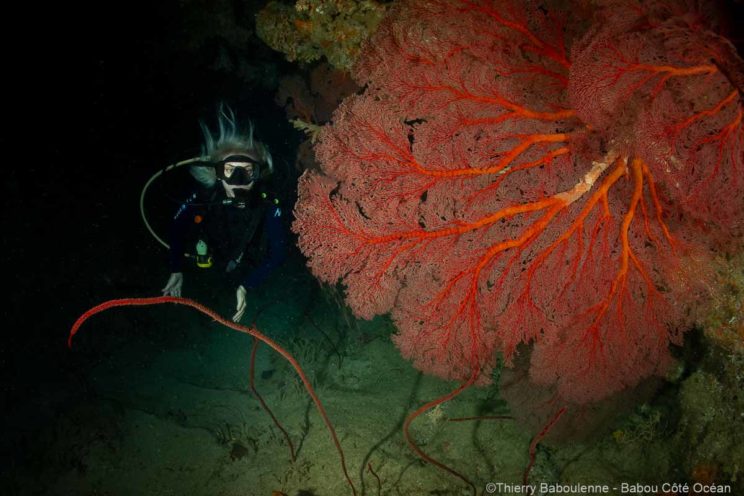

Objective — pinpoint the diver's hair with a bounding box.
[189,164,217,188]
[199,103,273,175]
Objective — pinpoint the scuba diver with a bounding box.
[160,106,287,322]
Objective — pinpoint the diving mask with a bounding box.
[216,155,261,186]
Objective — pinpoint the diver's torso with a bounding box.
[197,186,267,269]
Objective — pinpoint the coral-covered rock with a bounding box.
[256,0,387,70]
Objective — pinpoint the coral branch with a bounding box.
[523,407,567,485]
[403,371,479,494]
[249,338,296,462]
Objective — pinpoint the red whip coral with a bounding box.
[293,0,744,404]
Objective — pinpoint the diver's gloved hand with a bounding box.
[232,285,247,322]
[162,272,184,297]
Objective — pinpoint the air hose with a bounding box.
[139,156,203,257]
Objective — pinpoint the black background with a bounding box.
[2,0,298,476]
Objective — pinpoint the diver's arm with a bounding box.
[167,193,197,273]
[232,205,286,322]
[163,192,202,296]
[239,204,287,290]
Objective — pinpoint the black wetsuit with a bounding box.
[168,184,286,289]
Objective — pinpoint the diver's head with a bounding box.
[215,154,261,198]
[192,104,273,195]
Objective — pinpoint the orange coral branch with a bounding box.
[456,0,570,69]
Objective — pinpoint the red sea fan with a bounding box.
[293,0,743,404]
[569,0,744,240]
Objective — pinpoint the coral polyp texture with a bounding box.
[256,0,387,70]
[292,0,744,404]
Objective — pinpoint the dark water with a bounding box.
[3,0,300,487]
